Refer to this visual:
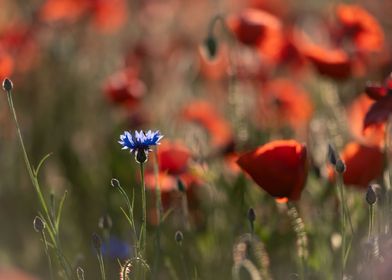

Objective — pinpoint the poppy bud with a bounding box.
[366,185,377,205]
[328,144,337,166]
[247,208,256,223]
[177,178,186,193]
[98,214,113,230]
[111,178,121,188]
[135,149,147,164]
[92,232,102,251]
[33,216,45,232]
[2,78,13,92]
[204,35,218,59]
[175,230,183,244]
[335,159,346,174]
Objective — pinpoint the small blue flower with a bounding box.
[119,130,163,163]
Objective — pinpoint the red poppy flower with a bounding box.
[259,79,313,129]
[336,4,384,53]
[227,9,285,61]
[237,140,308,200]
[144,140,199,192]
[346,94,384,147]
[0,50,13,81]
[363,75,392,130]
[182,100,233,151]
[335,142,383,188]
[103,68,145,108]
[40,0,127,33]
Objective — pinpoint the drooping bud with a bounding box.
[98,214,113,230]
[327,144,337,166]
[92,232,102,252]
[175,230,183,245]
[110,178,121,188]
[177,177,186,193]
[247,208,256,223]
[2,78,13,92]
[204,35,218,59]
[135,149,147,164]
[335,159,346,174]
[33,216,45,232]
[366,185,377,205]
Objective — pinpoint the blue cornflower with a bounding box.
[119,130,163,163]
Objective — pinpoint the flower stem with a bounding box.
[6,89,72,279]
[139,162,147,280]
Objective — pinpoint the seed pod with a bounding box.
[135,149,147,164]
[327,144,337,166]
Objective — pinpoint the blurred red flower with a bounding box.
[40,0,127,33]
[145,140,199,193]
[363,75,392,131]
[227,9,285,62]
[336,4,384,53]
[258,79,313,130]
[182,100,233,151]
[103,67,146,108]
[346,93,384,147]
[237,140,308,200]
[0,267,38,280]
[334,142,383,188]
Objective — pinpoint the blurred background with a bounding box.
[0,0,392,279]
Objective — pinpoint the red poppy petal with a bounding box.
[364,95,392,130]
[365,82,387,100]
[237,140,307,200]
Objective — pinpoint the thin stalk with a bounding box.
[368,204,375,240]
[336,174,352,278]
[41,232,54,280]
[6,89,72,279]
[152,152,162,279]
[139,162,147,280]
[96,251,106,280]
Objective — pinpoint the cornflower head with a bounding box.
[119,130,163,163]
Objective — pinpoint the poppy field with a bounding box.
[1,0,392,279]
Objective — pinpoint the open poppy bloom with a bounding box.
[103,67,146,108]
[237,140,308,200]
[293,26,352,79]
[259,79,313,130]
[364,74,392,130]
[333,142,383,188]
[336,4,384,53]
[227,9,285,62]
[182,100,233,151]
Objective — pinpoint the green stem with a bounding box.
[6,90,72,279]
[139,162,147,280]
[97,251,106,280]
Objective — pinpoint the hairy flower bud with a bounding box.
[110,178,121,188]
[366,185,377,205]
[33,216,45,232]
[2,78,13,92]
[92,232,102,251]
[204,35,218,59]
[175,230,183,244]
[335,159,346,174]
[98,214,113,230]
[247,208,256,223]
